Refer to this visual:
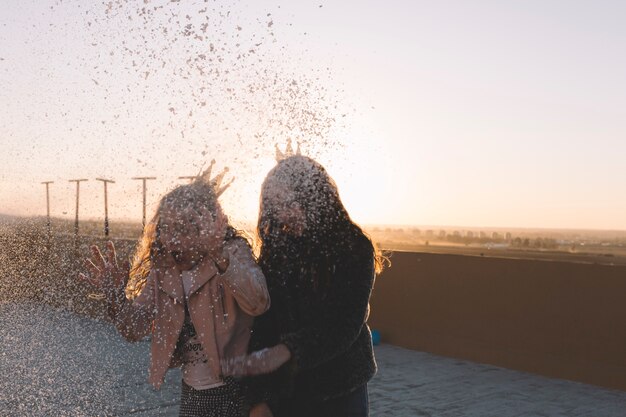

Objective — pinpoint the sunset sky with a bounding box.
[1,0,626,230]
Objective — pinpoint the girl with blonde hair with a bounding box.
[82,172,271,417]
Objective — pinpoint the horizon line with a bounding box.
[2,212,626,234]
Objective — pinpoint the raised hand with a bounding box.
[79,241,130,307]
[200,206,228,256]
[185,206,229,260]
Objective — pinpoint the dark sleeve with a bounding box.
[248,309,278,352]
[280,250,375,372]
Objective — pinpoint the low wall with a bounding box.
[368,251,626,392]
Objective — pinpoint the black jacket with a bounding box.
[245,233,377,407]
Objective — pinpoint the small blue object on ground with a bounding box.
[371,329,381,345]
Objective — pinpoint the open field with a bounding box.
[0,214,145,240]
[382,242,626,266]
[0,216,138,317]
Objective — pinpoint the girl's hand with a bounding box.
[186,206,229,260]
[221,344,292,377]
[79,241,129,301]
[250,403,273,417]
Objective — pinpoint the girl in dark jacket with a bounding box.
[224,154,385,417]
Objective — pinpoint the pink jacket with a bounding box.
[109,238,270,388]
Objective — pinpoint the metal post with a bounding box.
[96,178,115,237]
[68,179,88,237]
[132,177,156,227]
[41,181,53,236]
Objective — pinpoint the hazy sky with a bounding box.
[1,0,625,230]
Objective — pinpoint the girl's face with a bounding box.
[159,205,224,258]
[263,182,306,236]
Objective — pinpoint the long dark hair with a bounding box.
[126,181,239,298]
[257,156,385,290]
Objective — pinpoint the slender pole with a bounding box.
[132,177,156,228]
[68,179,88,237]
[41,181,53,236]
[96,178,115,237]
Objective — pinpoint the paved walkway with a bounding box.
[1,303,625,416]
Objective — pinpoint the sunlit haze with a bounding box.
[1,0,626,230]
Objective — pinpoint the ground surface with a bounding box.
[1,303,625,416]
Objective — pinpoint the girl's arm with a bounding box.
[219,238,270,316]
[108,272,156,342]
